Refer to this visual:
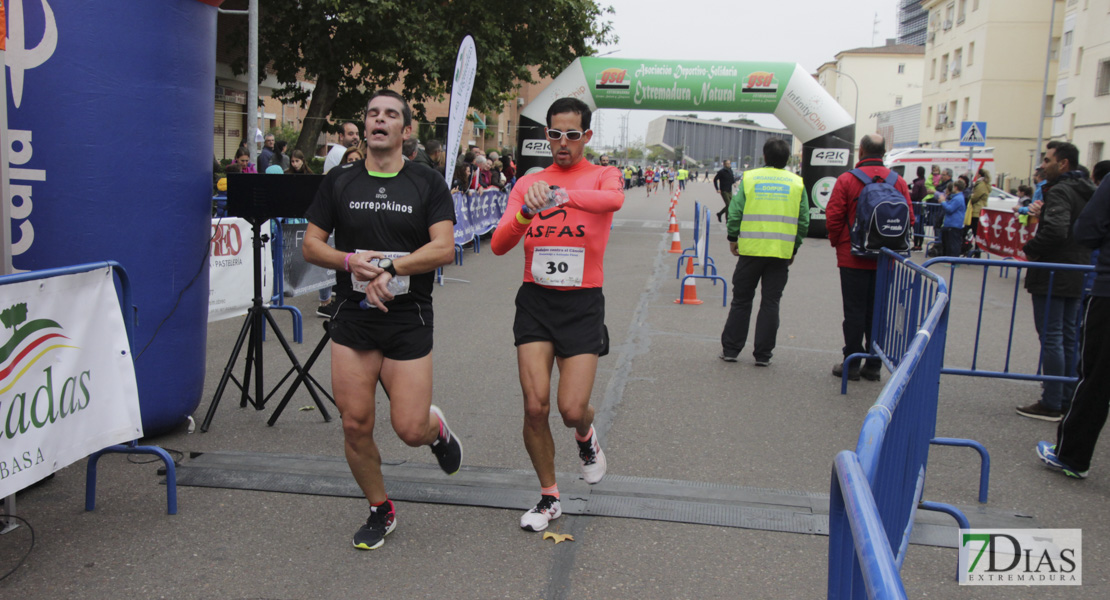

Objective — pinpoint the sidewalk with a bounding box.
[2,180,1107,599]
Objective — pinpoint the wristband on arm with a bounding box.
[344,252,354,272]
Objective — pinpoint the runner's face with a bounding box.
[364,97,410,153]
[547,112,592,168]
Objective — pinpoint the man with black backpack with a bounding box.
[825,134,914,382]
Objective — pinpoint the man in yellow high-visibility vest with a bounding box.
[718,138,809,366]
[677,167,688,190]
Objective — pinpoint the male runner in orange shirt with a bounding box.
[491,97,624,531]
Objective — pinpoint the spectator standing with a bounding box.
[273,140,290,172]
[323,121,361,174]
[939,180,967,257]
[286,149,313,174]
[1017,142,1096,421]
[824,134,913,382]
[1037,177,1110,478]
[910,166,929,251]
[233,148,256,173]
[965,168,991,255]
[257,134,276,172]
[718,139,809,366]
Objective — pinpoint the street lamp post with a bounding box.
[827,68,859,127]
[1033,0,1058,169]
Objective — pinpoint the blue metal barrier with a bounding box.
[921,256,1092,384]
[829,251,988,598]
[676,205,728,306]
[0,262,177,515]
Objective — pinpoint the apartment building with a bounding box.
[919,0,1066,184]
[1052,0,1110,168]
[816,41,925,138]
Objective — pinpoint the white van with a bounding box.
[884,147,995,180]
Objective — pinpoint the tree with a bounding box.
[240,1,615,157]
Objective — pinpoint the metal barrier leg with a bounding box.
[931,437,991,503]
[85,442,178,515]
[267,305,303,344]
[918,500,970,582]
[840,352,876,395]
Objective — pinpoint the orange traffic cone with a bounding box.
[675,257,702,305]
[667,211,679,233]
[667,229,682,253]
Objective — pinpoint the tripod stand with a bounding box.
[200,217,332,431]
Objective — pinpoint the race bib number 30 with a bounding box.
[532,246,585,287]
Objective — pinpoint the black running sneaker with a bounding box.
[429,405,463,475]
[353,500,396,550]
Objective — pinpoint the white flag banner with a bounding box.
[0,267,143,498]
[208,218,271,322]
[444,35,477,187]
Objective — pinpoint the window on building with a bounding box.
[1076,47,1083,75]
[958,0,967,23]
[963,97,970,120]
[945,3,955,29]
[1051,37,1061,61]
[940,54,949,81]
[1045,94,1055,114]
[1091,142,1104,165]
[968,42,975,66]
[927,106,934,128]
[949,100,958,127]
[953,48,963,77]
[936,103,947,129]
[931,58,937,80]
[1061,30,1074,69]
[898,63,905,74]
[1097,60,1110,95]
[973,0,979,10]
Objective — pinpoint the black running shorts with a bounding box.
[329,298,433,360]
[513,282,609,358]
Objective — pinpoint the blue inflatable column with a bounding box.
[6,0,219,434]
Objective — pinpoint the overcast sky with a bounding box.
[587,0,901,149]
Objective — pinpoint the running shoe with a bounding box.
[754,358,771,367]
[718,351,738,363]
[1017,403,1062,422]
[577,428,607,484]
[353,500,396,550]
[1036,441,1088,479]
[316,298,339,319]
[429,405,463,475]
[520,495,562,532]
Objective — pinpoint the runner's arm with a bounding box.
[303,222,347,272]
[562,169,625,214]
[491,183,532,255]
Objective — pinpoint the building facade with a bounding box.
[919,0,1066,186]
[1052,0,1110,169]
[816,41,925,137]
[876,103,922,148]
[898,0,929,46]
[645,116,792,168]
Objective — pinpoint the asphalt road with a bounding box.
[2,179,1107,599]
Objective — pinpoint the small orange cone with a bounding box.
[675,257,703,304]
[667,229,682,253]
[667,211,679,233]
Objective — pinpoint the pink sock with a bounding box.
[541,484,560,499]
[574,426,594,443]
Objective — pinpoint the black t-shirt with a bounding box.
[305,161,455,317]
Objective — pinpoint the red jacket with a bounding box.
[825,157,914,270]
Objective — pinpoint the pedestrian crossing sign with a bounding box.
[960,121,987,147]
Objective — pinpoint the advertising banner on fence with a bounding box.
[280,221,335,296]
[975,209,1035,260]
[453,190,508,246]
[0,267,144,498]
[209,218,271,322]
[445,36,477,188]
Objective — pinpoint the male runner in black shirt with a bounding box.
[303,90,462,551]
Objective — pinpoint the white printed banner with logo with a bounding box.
[0,267,143,498]
[208,218,272,322]
[444,35,477,188]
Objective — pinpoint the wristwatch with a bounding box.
[377,258,397,277]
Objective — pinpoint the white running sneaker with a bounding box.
[520,495,562,532]
[576,429,607,484]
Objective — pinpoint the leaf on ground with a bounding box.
[543,532,574,544]
[298,406,315,412]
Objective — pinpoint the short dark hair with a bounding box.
[859,135,886,159]
[425,139,442,155]
[1050,141,1080,171]
[1019,184,1033,196]
[916,166,926,177]
[366,89,412,127]
[546,97,592,130]
[1093,160,1110,185]
[342,121,361,135]
[954,179,967,191]
[763,138,791,169]
[402,138,418,157]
